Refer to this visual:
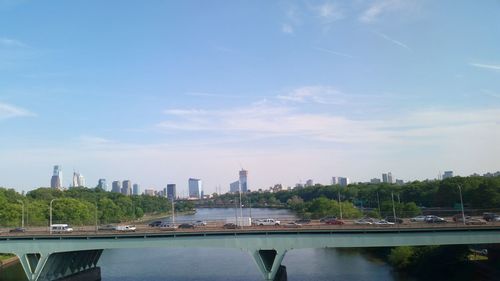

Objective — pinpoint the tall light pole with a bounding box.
[16,200,24,228]
[238,186,243,229]
[49,198,60,234]
[391,192,397,225]
[457,184,466,225]
[338,189,343,220]
[95,201,98,233]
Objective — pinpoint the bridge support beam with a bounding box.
[15,249,103,281]
[249,249,288,281]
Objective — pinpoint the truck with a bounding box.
[253,218,281,226]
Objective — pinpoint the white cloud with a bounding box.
[282,23,294,34]
[277,86,348,105]
[312,2,343,22]
[0,37,27,48]
[0,102,35,120]
[374,31,412,51]
[470,63,500,71]
[360,0,419,23]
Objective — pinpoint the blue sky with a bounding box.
[1,0,499,194]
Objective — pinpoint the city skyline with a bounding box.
[0,1,499,193]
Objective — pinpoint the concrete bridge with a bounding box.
[2,226,500,281]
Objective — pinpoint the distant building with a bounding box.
[50,165,63,189]
[382,173,388,183]
[305,179,314,187]
[122,180,132,196]
[396,179,404,185]
[294,183,304,189]
[387,172,393,184]
[370,178,381,184]
[331,177,337,185]
[167,184,176,200]
[144,189,155,196]
[239,169,248,192]
[133,184,140,195]
[188,178,202,199]
[97,179,108,191]
[72,171,85,187]
[338,177,349,187]
[443,171,454,179]
[230,181,240,193]
[111,181,121,193]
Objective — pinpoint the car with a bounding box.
[159,223,177,231]
[410,215,427,222]
[223,223,238,229]
[193,220,207,227]
[115,225,136,232]
[325,219,345,225]
[374,220,395,226]
[320,216,337,222]
[98,224,117,231]
[148,220,163,227]
[295,219,311,224]
[178,223,195,229]
[465,218,487,225]
[284,222,302,228]
[355,218,373,225]
[385,216,404,224]
[425,216,446,223]
[452,214,471,222]
[483,213,498,222]
[9,227,26,233]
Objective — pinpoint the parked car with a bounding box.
[148,220,163,227]
[9,227,26,233]
[51,224,73,233]
[193,220,207,227]
[410,215,427,222]
[320,216,337,222]
[465,218,487,225]
[254,218,281,226]
[284,222,302,228]
[453,214,471,222]
[295,219,311,224]
[223,223,238,229]
[178,223,195,229]
[115,225,136,232]
[325,219,345,225]
[483,213,499,222]
[425,216,446,223]
[98,224,117,231]
[374,220,395,226]
[159,223,177,231]
[385,216,404,224]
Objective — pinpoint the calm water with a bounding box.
[1,208,407,281]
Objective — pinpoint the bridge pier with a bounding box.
[249,248,288,281]
[14,249,103,281]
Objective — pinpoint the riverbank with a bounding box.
[0,255,18,269]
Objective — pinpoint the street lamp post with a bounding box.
[391,192,397,226]
[49,198,60,234]
[16,200,24,228]
[338,189,343,220]
[457,184,466,225]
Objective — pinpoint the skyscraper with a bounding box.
[111,181,121,193]
[387,172,393,184]
[443,171,454,179]
[167,184,176,200]
[338,177,349,187]
[332,177,337,185]
[229,181,239,193]
[382,173,388,183]
[305,179,314,187]
[133,183,140,195]
[239,169,248,192]
[188,178,201,198]
[97,179,108,191]
[72,171,85,187]
[50,165,62,189]
[122,180,132,196]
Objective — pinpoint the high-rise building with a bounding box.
[111,181,121,193]
[332,177,337,185]
[72,171,85,187]
[144,189,155,196]
[122,180,132,196]
[387,172,393,184]
[305,179,314,187]
[188,178,202,199]
[338,177,349,187]
[133,184,140,195]
[396,179,404,185]
[443,171,454,179]
[239,169,248,192]
[370,178,381,184]
[50,165,62,189]
[97,179,108,191]
[382,173,388,183]
[167,184,176,200]
[229,181,240,193]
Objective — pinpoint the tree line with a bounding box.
[0,187,194,227]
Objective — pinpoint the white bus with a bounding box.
[51,224,73,233]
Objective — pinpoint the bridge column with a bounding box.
[248,248,288,281]
[15,250,103,281]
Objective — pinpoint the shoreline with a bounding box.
[0,256,19,269]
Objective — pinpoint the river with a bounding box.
[0,208,411,281]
